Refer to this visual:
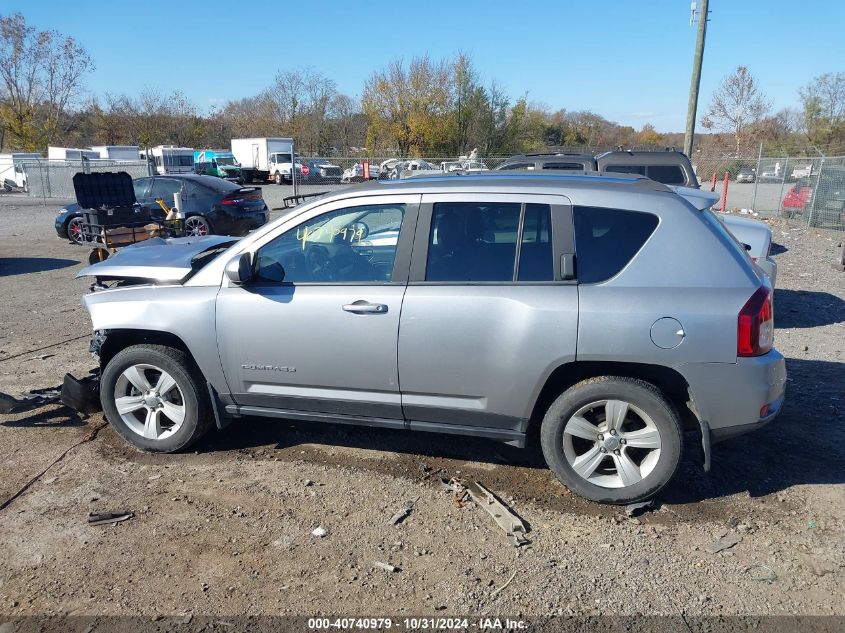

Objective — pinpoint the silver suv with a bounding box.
[77,173,786,504]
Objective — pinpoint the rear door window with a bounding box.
[148,178,183,202]
[425,202,554,282]
[573,207,659,283]
[646,165,686,185]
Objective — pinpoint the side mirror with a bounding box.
[224,252,253,284]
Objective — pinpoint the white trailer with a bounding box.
[90,145,140,161]
[143,146,195,175]
[47,146,100,161]
[0,152,42,191]
[231,137,303,184]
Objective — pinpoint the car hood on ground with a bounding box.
[76,235,238,282]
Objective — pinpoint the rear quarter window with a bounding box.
[542,162,587,170]
[574,207,659,283]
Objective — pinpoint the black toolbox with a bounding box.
[73,171,150,226]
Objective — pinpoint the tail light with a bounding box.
[738,286,774,357]
[221,188,261,206]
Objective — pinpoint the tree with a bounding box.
[0,12,93,150]
[362,56,450,155]
[701,66,769,156]
[799,72,845,151]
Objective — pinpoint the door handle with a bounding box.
[342,301,388,314]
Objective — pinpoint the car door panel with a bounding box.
[398,193,578,433]
[215,194,419,421]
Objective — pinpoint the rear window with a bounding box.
[497,162,534,171]
[604,164,645,176]
[647,165,687,185]
[542,162,587,170]
[574,207,659,283]
[196,177,241,193]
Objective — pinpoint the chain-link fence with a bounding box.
[21,159,150,200]
[691,155,845,230]
[20,151,845,232]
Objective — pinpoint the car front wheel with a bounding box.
[540,376,682,504]
[101,344,212,452]
[274,171,283,185]
[67,216,86,245]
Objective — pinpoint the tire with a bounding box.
[184,215,211,236]
[540,376,682,504]
[274,171,282,185]
[66,216,86,245]
[101,344,212,453]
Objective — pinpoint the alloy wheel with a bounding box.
[68,217,85,244]
[184,216,209,236]
[562,399,662,489]
[113,364,186,441]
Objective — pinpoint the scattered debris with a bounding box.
[88,511,134,526]
[311,526,328,538]
[465,482,529,547]
[745,564,778,583]
[807,519,817,529]
[625,499,654,517]
[147,474,161,481]
[0,384,62,414]
[705,533,742,554]
[490,570,518,598]
[389,498,419,526]
[420,466,444,481]
[43,477,57,485]
[372,561,400,573]
[439,477,464,493]
[440,477,471,508]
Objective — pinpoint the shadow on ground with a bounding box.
[0,257,79,276]
[182,357,845,515]
[775,289,845,328]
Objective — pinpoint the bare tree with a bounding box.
[701,66,769,156]
[0,12,93,150]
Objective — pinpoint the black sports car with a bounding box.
[55,174,268,244]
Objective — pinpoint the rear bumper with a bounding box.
[678,349,786,440]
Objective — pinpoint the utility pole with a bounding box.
[684,0,709,157]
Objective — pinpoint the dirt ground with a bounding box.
[0,194,843,621]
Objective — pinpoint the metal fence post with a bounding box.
[751,143,762,212]
[777,156,789,218]
[292,140,298,199]
[807,158,825,227]
[721,172,729,212]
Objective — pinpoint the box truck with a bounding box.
[142,146,195,175]
[47,146,100,161]
[90,145,140,161]
[0,152,42,191]
[230,137,306,184]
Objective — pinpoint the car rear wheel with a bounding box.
[67,216,86,245]
[540,377,682,504]
[184,215,211,236]
[101,344,212,452]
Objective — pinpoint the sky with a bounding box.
[4,0,845,132]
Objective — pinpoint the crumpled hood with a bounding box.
[76,235,238,282]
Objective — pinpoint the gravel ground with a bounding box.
[0,194,843,620]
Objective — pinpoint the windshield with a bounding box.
[216,156,237,167]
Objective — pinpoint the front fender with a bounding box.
[83,285,229,395]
